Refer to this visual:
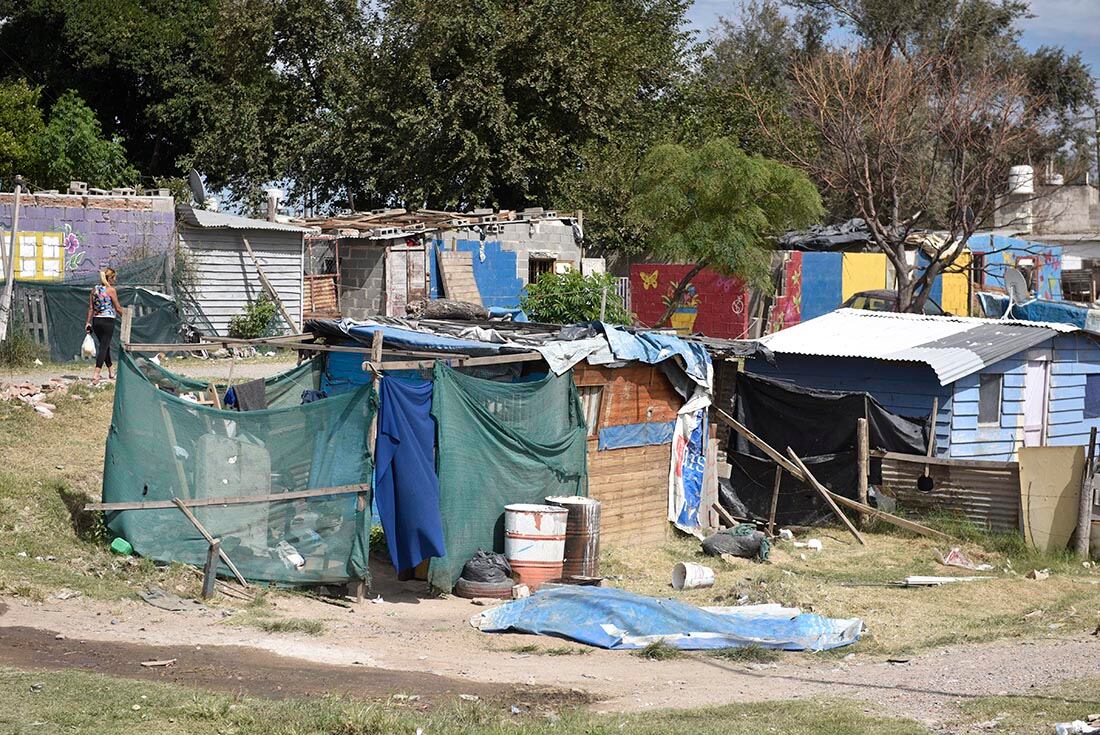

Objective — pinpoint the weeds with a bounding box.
[706,645,780,663]
[0,320,45,367]
[503,644,590,656]
[633,640,683,660]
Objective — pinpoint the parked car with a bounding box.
[840,289,948,316]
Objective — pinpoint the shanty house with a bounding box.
[177,205,309,335]
[745,309,1100,462]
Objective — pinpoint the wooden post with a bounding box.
[172,498,250,588]
[767,465,782,537]
[924,397,939,478]
[857,417,870,528]
[202,538,221,599]
[787,449,867,546]
[240,236,300,334]
[353,329,384,603]
[0,178,23,341]
[120,306,134,345]
[1076,425,1096,559]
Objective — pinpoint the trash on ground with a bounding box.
[778,529,794,540]
[512,583,530,599]
[1028,568,1051,581]
[139,659,177,668]
[701,523,770,561]
[138,585,204,612]
[53,589,82,600]
[901,575,988,587]
[110,538,134,556]
[936,547,994,571]
[793,539,823,551]
[1054,721,1100,735]
[671,561,715,590]
[471,585,862,651]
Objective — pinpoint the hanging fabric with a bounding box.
[374,377,446,574]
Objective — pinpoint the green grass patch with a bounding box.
[633,640,684,661]
[224,599,325,636]
[953,677,1100,734]
[706,645,780,663]
[0,666,930,735]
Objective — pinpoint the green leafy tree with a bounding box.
[520,271,632,325]
[35,90,140,190]
[628,138,822,326]
[0,79,46,185]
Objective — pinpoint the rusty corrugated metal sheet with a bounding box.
[880,458,1020,532]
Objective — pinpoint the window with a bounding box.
[978,374,1002,425]
[2,232,64,281]
[528,258,554,284]
[970,253,985,287]
[577,386,603,437]
[1086,374,1100,419]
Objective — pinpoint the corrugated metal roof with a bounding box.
[758,309,1076,385]
[177,204,309,233]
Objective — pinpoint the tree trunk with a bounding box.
[654,262,707,328]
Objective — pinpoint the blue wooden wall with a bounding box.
[1046,332,1100,448]
[430,239,523,308]
[799,252,843,321]
[744,354,951,456]
[948,355,1029,460]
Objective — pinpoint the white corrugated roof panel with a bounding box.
[178,205,310,233]
[758,309,1075,385]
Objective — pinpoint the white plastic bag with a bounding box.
[81,333,96,358]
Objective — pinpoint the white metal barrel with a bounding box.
[504,503,568,590]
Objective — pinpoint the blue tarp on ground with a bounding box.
[473,586,863,651]
[374,377,446,573]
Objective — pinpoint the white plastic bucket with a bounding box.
[671,561,715,590]
[504,503,568,590]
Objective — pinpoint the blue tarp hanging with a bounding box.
[374,377,446,573]
[473,586,863,651]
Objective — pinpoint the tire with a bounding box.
[453,575,513,599]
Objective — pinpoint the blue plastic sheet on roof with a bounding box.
[977,292,1094,330]
[602,324,712,391]
[474,586,863,651]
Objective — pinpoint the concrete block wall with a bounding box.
[337,239,386,318]
[496,220,581,285]
[0,192,176,282]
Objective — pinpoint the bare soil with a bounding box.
[3,567,1098,732]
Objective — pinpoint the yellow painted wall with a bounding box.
[841,252,887,301]
[940,251,971,316]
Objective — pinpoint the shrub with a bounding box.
[0,319,46,367]
[520,270,633,325]
[227,295,277,339]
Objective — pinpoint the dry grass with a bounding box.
[601,527,1100,657]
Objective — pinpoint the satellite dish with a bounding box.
[188,169,206,206]
[1004,267,1031,305]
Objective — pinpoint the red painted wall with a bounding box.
[629,265,750,338]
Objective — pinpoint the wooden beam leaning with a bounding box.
[767,465,782,537]
[241,236,299,334]
[171,498,249,588]
[83,483,367,512]
[787,449,867,546]
[202,539,221,599]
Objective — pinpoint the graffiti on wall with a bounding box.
[630,265,749,337]
[766,252,802,334]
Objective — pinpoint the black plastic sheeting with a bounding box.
[722,373,928,525]
[732,373,929,459]
[776,218,874,252]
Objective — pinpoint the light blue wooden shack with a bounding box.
[746,309,1100,461]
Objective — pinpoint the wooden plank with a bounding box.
[171,498,249,588]
[872,451,1017,470]
[924,396,939,478]
[767,465,782,536]
[202,538,221,599]
[83,483,367,511]
[355,329,383,603]
[1077,425,1097,559]
[857,417,869,528]
[787,449,866,546]
[712,502,737,528]
[241,236,300,334]
[828,490,953,540]
[362,351,543,372]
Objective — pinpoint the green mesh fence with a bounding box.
[103,351,375,585]
[428,362,588,592]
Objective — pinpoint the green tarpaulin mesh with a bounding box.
[103,351,375,585]
[428,362,588,592]
[35,282,182,362]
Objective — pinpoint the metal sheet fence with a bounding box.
[880,457,1020,532]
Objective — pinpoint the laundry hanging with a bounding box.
[427,363,588,592]
[374,377,446,574]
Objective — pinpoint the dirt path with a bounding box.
[3,587,1097,732]
[0,356,299,386]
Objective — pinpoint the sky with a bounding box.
[686,0,1100,77]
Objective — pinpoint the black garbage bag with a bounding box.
[460,548,513,583]
[701,525,770,561]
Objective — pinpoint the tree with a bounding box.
[0,80,46,185]
[748,49,1044,312]
[520,271,632,325]
[628,138,822,326]
[35,90,140,190]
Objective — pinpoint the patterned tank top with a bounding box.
[93,284,116,318]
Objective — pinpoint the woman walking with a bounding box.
[85,268,122,383]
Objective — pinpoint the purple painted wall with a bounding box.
[0,193,176,282]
